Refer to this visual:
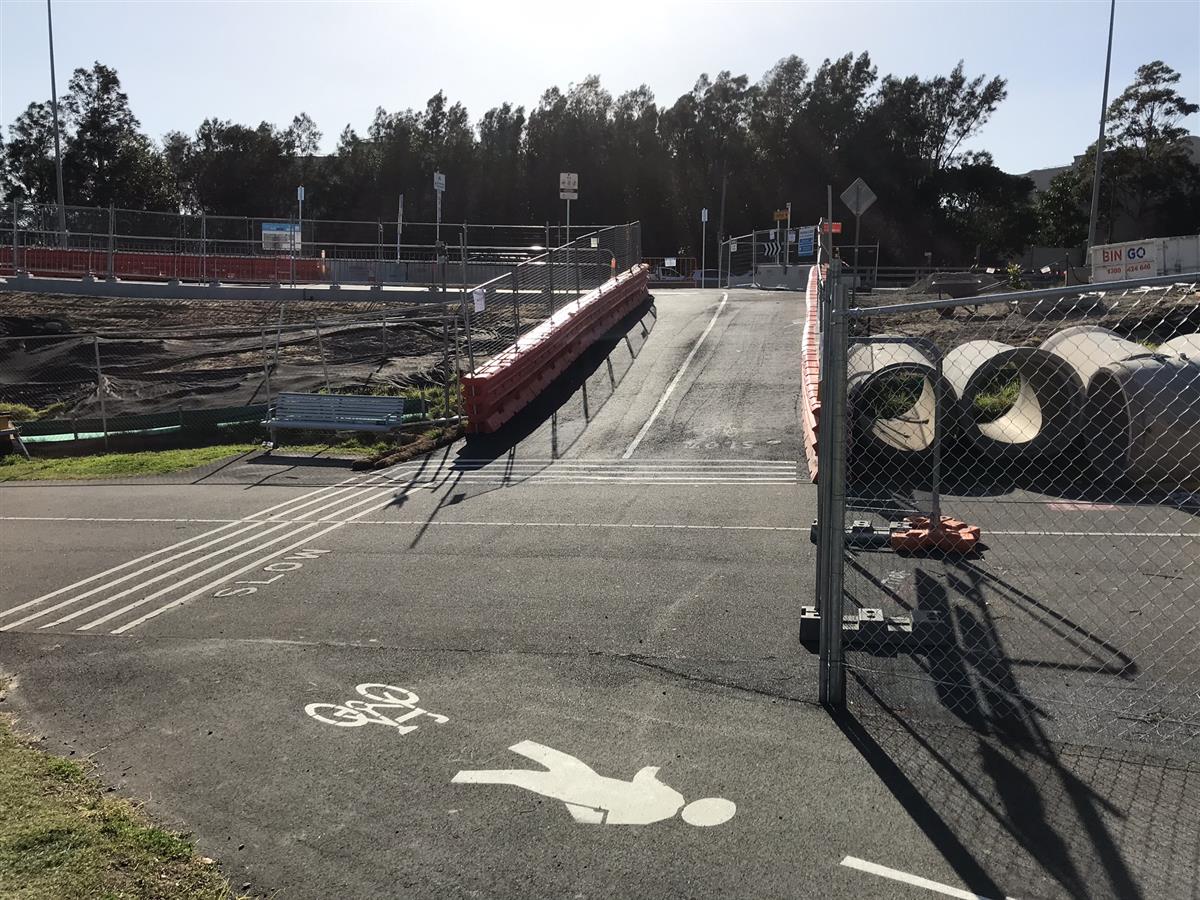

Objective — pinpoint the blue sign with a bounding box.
[795,225,816,257]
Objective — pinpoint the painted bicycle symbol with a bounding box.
[304,683,449,735]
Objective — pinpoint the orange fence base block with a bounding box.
[890,516,982,554]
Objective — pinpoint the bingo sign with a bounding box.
[1091,240,1160,282]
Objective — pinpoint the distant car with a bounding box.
[650,267,688,282]
[692,269,720,287]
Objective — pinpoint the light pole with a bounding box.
[1086,0,1117,260]
[46,0,67,244]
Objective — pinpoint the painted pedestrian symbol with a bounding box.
[452,740,736,826]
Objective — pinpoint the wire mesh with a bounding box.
[0,201,614,287]
[818,265,1200,758]
[460,222,641,372]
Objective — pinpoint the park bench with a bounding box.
[262,392,408,448]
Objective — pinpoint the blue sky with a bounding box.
[1,0,1197,174]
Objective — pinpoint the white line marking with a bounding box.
[108,492,403,634]
[72,487,399,632]
[0,472,396,622]
[0,516,807,531]
[623,292,729,459]
[988,530,1198,538]
[1,478,402,630]
[840,856,1017,900]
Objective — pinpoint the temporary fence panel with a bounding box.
[814,264,1200,760]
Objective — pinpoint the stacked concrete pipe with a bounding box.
[942,340,1084,459]
[846,338,954,459]
[1084,354,1200,489]
[1160,332,1200,362]
[1040,326,1200,488]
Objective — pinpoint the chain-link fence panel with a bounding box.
[461,222,641,372]
[816,265,1200,759]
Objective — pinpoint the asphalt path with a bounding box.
[2,286,1195,899]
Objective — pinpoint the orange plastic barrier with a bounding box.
[461,265,650,433]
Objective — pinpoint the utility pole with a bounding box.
[716,164,728,268]
[1086,0,1117,259]
[46,0,67,244]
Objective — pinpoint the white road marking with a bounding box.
[77,487,399,632]
[840,856,1017,900]
[4,479,401,631]
[0,473,403,626]
[0,515,807,531]
[622,292,729,459]
[108,491,402,633]
[452,740,735,827]
[305,683,448,734]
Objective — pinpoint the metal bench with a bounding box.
[263,392,408,448]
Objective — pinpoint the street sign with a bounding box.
[773,209,789,222]
[787,230,796,243]
[760,241,780,257]
[297,185,305,203]
[473,288,486,313]
[796,225,816,257]
[664,257,677,268]
[820,222,843,234]
[433,172,446,192]
[559,172,579,192]
[701,208,709,223]
[590,237,599,249]
[559,191,578,200]
[730,242,738,252]
[840,178,876,216]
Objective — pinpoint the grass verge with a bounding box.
[0,438,393,482]
[0,690,242,899]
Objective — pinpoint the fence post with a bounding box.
[106,204,115,279]
[313,321,331,392]
[261,328,273,410]
[816,262,848,708]
[546,224,555,315]
[460,231,475,374]
[200,212,207,282]
[440,249,452,418]
[751,230,757,285]
[93,336,109,450]
[512,266,521,349]
[12,201,20,275]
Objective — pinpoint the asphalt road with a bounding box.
[2,286,1196,899]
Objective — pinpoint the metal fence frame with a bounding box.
[814,266,1200,755]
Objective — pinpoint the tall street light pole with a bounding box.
[46,0,67,243]
[1086,0,1116,262]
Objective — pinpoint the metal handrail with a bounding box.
[847,271,1200,317]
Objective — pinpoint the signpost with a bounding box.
[434,172,446,241]
[396,193,404,261]
[773,208,788,267]
[701,207,708,287]
[559,171,578,240]
[560,173,578,287]
[840,177,877,289]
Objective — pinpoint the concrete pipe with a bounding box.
[1084,356,1200,489]
[942,340,1084,458]
[1038,325,1154,392]
[1160,332,1200,363]
[846,338,952,457]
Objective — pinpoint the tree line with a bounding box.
[1,56,1196,263]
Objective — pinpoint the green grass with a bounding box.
[971,366,1021,422]
[0,401,70,423]
[860,374,925,419]
[0,437,393,482]
[0,706,242,899]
